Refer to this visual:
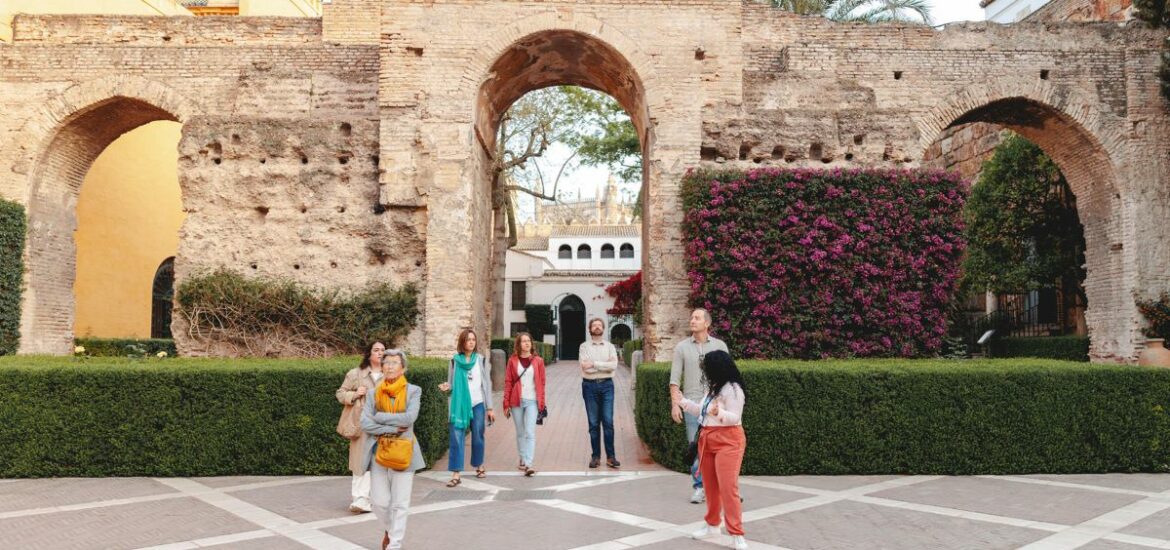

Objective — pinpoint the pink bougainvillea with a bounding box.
[682,167,968,359]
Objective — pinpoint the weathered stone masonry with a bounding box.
[0,1,1166,362]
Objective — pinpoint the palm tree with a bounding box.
[768,0,933,24]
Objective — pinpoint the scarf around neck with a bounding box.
[375,375,408,415]
[450,352,478,430]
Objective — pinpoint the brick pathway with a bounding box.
[461,360,660,474]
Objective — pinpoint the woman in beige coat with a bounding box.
[336,341,385,513]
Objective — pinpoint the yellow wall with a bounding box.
[1,0,192,42]
[74,121,185,339]
[239,0,321,16]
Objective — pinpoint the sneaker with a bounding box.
[732,535,749,549]
[690,487,706,504]
[691,523,719,539]
[349,498,371,513]
[606,457,621,469]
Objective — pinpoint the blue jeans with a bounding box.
[685,411,703,489]
[447,403,485,472]
[511,398,538,467]
[582,378,616,459]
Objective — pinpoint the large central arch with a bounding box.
[419,19,679,358]
[18,78,199,354]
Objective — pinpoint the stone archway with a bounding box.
[418,24,677,357]
[18,78,199,354]
[916,81,1135,361]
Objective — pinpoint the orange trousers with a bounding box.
[698,425,747,535]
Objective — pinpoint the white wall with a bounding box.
[503,248,641,352]
[984,0,1052,22]
[544,236,641,271]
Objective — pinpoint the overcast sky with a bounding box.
[930,0,986,24]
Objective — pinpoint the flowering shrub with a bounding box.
[1138,293,1170,341]
[604,271,641,315]
[682,168,967,359]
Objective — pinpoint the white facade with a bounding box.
[503,225,641,360]
[984,0,1053,22]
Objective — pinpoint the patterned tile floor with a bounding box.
[4,362,1170,550]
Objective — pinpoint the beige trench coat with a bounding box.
[336,366,379,473]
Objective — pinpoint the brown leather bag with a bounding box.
[336,399,363,440]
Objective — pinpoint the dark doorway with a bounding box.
[151,257,175,339]
[610,323,632,349]
[558,294,586,360]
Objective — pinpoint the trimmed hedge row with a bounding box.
[75,338,178,358]
[636,360,1170,475]
[0,357,449,477]
[991,336,1090,362]
[490,338,556,364]
[0,200,25,356]
[623,339,643,367]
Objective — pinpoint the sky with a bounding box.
[516,1,989,223]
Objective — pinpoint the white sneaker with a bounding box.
[732,535,749,549]
[691,523,719,539]
[690,487,706,503]
[349,498,371,513]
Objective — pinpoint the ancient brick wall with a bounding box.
[0,1,1166,362]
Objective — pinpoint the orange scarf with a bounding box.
[375,375,408,414]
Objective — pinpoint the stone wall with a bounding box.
[0,1,1167,362]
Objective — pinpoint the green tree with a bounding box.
[962,134,1087,320]
[767,0,932,24]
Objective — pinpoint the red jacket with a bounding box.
[503,354,547,410]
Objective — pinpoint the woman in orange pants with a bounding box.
[672,349,749,550]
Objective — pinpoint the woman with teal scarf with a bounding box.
[438,328,495,487]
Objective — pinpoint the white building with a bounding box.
[982,0,1051,22]
[504,225,641,361]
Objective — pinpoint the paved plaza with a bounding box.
[4,363,1170,549]
[5,470,1170,549]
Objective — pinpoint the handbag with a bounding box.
[683,396,711,465]
[376,433,414,471]
[336,396,363,440]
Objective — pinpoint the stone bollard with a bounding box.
[630,350,643,388]
[490,349,507,390]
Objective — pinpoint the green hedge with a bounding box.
[0,200,25,356]
[991,336,1090,362]
[0,356,449,477]
[623,339,643,367]
[636,359,1170,475]
[74,338,178,358]
[490,338,555,364]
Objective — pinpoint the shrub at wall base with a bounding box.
[0,200,26,356]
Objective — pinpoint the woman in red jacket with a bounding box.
[503,332,547,476]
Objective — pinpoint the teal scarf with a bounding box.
[450,352,478,430]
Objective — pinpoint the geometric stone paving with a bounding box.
[4,472,1170,550]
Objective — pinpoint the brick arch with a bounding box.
[456,11,666,141]
[426,21,667,357]
[915,79,1135,362]
[19,77,202,354]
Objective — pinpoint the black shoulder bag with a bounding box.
[683,396,711,465]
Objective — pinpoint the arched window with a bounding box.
[577,244,592,259]
[600,243,615,259]
[619,243,635,259]
[151,257,175,339]
[558,244,572,259]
